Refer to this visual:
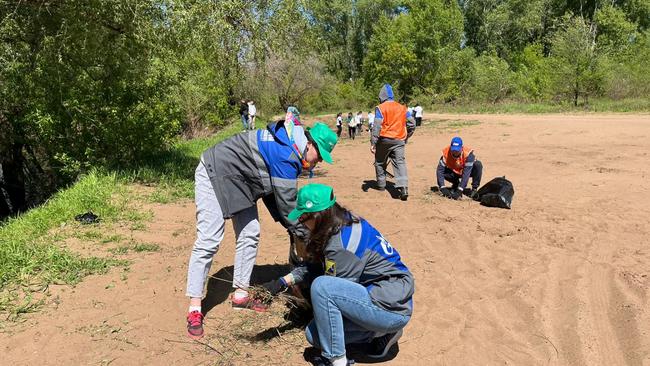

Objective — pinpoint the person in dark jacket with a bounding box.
[239,99,249,130]
[335,113,343,138]
[436,136,483,200]
[185,108,338,339]
[261,184,414,366]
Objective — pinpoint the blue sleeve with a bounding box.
[269,158,301,179]
[459,152,476,190]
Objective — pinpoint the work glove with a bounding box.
[261,277,288,296]
[439,187,452,198]
[451,189,462,200]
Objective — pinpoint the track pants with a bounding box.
[185,160,261,297]
[374,138,408,189]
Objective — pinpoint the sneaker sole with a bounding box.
[367,329,403,359]
[187,331,204,340]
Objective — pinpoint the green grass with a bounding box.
[109,242,160,255]
[117,123,241,202]
[0,122,241,319]
[423,118,482,132]
[0,172,129,319]
[428,97,650,114]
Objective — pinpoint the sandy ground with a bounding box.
[1,113,649,366]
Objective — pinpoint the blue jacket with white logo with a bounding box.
[292,217,415,316]
[201,121,304,228]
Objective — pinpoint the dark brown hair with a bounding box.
[302,202,359,263]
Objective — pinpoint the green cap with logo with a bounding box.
[307,122,337,164]
[288,183,337,221]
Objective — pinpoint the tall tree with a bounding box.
[363,0,464,98]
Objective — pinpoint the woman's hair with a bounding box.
[302,202,359,263]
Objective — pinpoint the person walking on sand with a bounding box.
[368,110,375,131]
[247,100,257,130]
[370,84,415,201]
[356,111,363,135]
[347,112,356,140]
[336,113,343,138]
[436,136,483,200]
[413,103,423,127]
[260,184,414,366]
[185,109,338,340]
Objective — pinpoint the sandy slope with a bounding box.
[1,113,649,366]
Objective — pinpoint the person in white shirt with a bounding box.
[414,103,423,126]
[336,113,343,137]
[247,100,257,130]
[368,110,375,131]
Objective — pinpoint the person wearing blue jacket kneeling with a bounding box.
[262,183,415,366]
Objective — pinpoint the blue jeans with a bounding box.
[305,276,411,360]
[240,114,248,129]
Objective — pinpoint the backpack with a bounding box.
[475,177,514,209]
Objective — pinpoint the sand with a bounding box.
[1,113,649,365]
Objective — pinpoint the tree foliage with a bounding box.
[1,0,649,219]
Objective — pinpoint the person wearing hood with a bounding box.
[370,84,416,201]
[185,107,338,339]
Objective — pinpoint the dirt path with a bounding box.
[1,113,649,365]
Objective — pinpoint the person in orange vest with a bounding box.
[436,137,483,200]
[370,84,415,201]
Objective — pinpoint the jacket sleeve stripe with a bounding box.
[248,131,271,192]
[271,176,297,188]
[344,222,363,256]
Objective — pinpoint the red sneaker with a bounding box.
[231,294,269,312]
[187,310,204,339]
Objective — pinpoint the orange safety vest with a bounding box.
[442,145,473,175]
[377,100,408,140]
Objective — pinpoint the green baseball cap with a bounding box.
[307,122,337,164]
[288,183,337,221]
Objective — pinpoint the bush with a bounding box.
[468,54,513,103]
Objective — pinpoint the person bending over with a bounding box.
[436,136,483,200]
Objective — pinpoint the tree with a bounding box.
[306,0,400,79]
[595,5,637,52]
[264,53,327,110]
[549,16,602,106]
[363,0,464,99]
[469,54,513,103]
[461,0,547,60]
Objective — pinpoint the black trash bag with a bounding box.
[475,177,514,209]
[75,211,100,224]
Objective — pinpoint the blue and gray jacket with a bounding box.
[291,218,415,316]
[201,121,306,228]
